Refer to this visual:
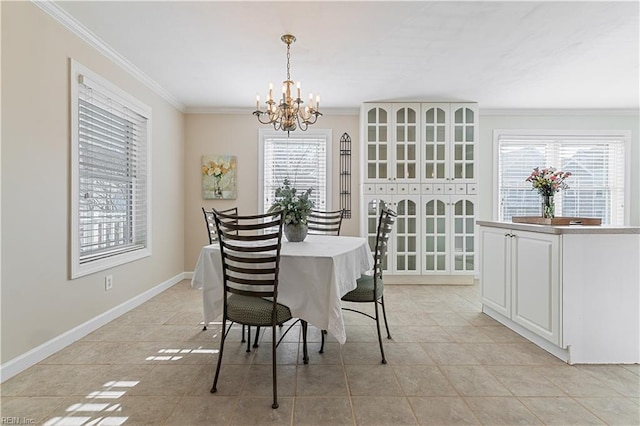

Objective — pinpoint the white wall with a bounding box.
[184,113,360,270]
[1,2,185,366]
[478,112,640,225]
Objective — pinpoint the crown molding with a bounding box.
[33,0,186,112]
[481,108,640,116]
[185,106,360,115]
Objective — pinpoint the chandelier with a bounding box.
[253,34,322,132]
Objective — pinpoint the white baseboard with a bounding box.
[384,275,475,285]
[0,273,186,383]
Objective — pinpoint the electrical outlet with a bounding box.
[105,275,113,291]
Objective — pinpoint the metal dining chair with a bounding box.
[341,207,396,364]
[210,209,308,409]
[307,209,344,236]
[201,207,257,351]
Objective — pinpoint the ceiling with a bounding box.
[53,1,639,112]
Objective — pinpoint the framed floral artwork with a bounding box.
[201,155,237,199]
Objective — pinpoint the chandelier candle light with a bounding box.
[253,34,322,133]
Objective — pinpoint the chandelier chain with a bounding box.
[286,42,291,82]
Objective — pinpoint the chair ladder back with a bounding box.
[307,210,344,236]
[201,208,217,244]
[213,210,284,301]
[373,208,397,278]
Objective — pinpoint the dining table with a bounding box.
[191,234,374,344]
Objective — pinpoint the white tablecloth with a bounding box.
[191,235,374,344]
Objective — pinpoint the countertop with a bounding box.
[476,220,640,235]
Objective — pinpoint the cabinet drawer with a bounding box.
[387,184,397,194]
[409,184,421,195]
[375,184,386,194]
[433,184,445,194]
[445,184,456,194]
[397,184,409,195]
[421,184,433,194]
[467,184,478,194]
[455,184,467,194]
[363,184,375,194]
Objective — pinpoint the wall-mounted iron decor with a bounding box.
[339,132,352,219]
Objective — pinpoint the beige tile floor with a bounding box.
[2,280,639,425]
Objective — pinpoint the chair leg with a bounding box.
[373,300,387,364]
[211,318,227,393]
[246,326,252,352]
[253,326,261,348]
[319,329,327,354]
[380,296,391,339]
[241,325,246,343]
[271,324,278,409]
[301,321,309,364]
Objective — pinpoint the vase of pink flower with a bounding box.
[525,167,572,218]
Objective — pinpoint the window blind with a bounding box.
[497,132,626,225]
[262,136,328,212]
[75,71,149,269]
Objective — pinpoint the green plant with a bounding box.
[267,178,314,225]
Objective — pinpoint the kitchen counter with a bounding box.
[476,220,640,235]
[478,221,640,364]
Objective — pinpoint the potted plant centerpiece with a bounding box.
[267,178,314,242]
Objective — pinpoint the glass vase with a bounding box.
[541,195,555,219]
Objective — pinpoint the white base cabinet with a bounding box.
[479,221,640,364]
[480,227,560,345]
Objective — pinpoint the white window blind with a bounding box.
[71,60,151,278]
[496,131,627,225]
[260,130,331,213]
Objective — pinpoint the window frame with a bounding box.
[493,129,630,225]
[70,60,152,279]
[258,129,332,214]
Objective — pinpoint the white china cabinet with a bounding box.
[361,102,478,280]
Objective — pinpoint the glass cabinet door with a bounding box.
[451,197,476,273]
[366,106,389,181]
[395,106,419,182]
[451,105,476,182]
[422,196,448,273]
[394,197,419,273]
[422,105,448,182]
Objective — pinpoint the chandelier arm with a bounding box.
[253,111,278,125]
[295,112,306,131]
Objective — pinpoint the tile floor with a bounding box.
[1,280,639,425]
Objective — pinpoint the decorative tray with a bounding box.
[512,216,602,226]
